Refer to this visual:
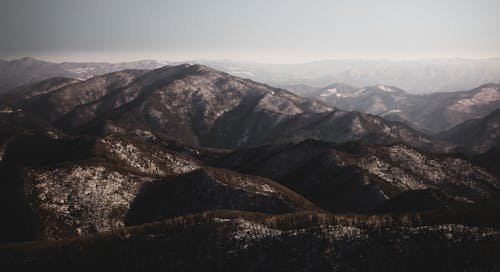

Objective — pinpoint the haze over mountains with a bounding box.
[1,60,500,271]
[291,83,500,134]
[2,57,500,95]
[2,0,500,268]
[198,58,500,93]
[0,57,168,94]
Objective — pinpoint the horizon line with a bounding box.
[3,55,500,65]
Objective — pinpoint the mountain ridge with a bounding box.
[438,107,500,153]
[292,82,500,133]
[1,64,451,152]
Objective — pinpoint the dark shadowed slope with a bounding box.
[1,210,499,272]
[438,107,500,154]
[211,140,499,212]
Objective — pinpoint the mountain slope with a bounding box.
[204,58,500,93]
[298,83,500,133]
[13,69,148,122]
[0,131,316,242]
[0,57,168,95]
[211,140,499,212]
[4,64,450,152]
[1,211,499,272]
[438,107,500,153]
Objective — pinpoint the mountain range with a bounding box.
[202,58,500,93]
[289,83,500,134]
[0,57,168,95]
[0,64,450,152]
[1,61,499,271]
[438,107,500,153]
[3,57,500,95]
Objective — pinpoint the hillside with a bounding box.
[294,83,500,133]
[438,107,500,153]
[211,140,499,212]
[0,57,169,95]
[2,64,450,152]
[0,131,316,242]
[1,210,499,272]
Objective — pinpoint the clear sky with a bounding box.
[1,0,499,63]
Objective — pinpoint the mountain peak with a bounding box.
[16,57,40,62]
[368,85,405,94]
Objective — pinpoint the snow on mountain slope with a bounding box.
[296,83,500,133]
[4,64,449,152]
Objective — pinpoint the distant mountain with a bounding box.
[314,84,408,115]
[295,83,500,133]
[0,57,168,95]
[200,58,500,93]
[280,83,328,97]
[3,57,500,96]
[2,64,450,152]
[438,107,500,154]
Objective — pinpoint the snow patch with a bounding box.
[382,109,402,115]
[228,71,255,77]
[449,88,500,113]
[358,155,426,190]
[70,67,96,73]
[213,173,277,196]
[256,94,303,115]
[100,138,199,176]
[46,130,62,139]
[30,165,155,236]
[320,225,368,241]
[377,85,394,92]
[320,88,337,97]
[351,116,366,134]
[230,219,282,241]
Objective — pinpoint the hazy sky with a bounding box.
[1,0,499,63]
